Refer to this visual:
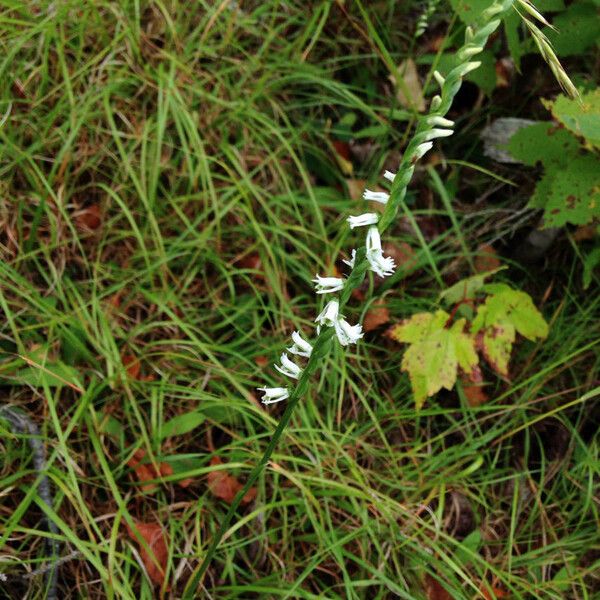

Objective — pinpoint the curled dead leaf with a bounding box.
[73,204,102,231]
[207,456,256,505]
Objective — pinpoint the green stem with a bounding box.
[183,2,513,595]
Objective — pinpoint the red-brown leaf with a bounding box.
[127,448,174,492]
[207,456,256,505]
[74,204,102,231]
[126,520,169,586]
[475,243,501,273]
[363,302,390,332]
[424,574,453,600]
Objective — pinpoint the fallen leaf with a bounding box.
[346,179,366,202]
[363,301,390,332]
[332,140,353,175]
[126,520,169,587]
[481,582,510,599]
[254,355,269,367]
[474,243,501,273]
[127,448,174,492]
[235,253,262,271]
[389,59,425,112]
[383,241,416,271]
[207,456,256,505]
[389,311,478,408]
[424,574,453,600]
[460,365,488,406]
[73,204,102,231]
[121,353,141,379]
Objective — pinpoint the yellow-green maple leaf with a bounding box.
[390,312,478,409]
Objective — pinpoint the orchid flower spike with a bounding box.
[313,275,345,294]
[274,353,302,379]
[334,319,364,346]
[287,330,313,358]
[366,226,396,277]
[347,213,379,229]
[363,189,390,205]
[315,299,340,329]
[343,249,356,269]
[383,170,396,182]
[257,387,289,404]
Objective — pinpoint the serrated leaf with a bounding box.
[439,267,506,305]
[475,284,549,340]
[389,310,449,343]
[392,312,478,409]
[544,89,600,148]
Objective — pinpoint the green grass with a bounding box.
[1,1,599,598]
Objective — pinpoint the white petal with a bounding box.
[274,353,302,379]
[313,275,345,294]
[362,189,390,204]
[288,331,313,358]
[383,170,396,182]
[367,251,396,278]
[414,142,433,160]
[366,226,382,252]
[343,249,357,269]
[347,213,379,229]
[424,128,453,141]
[257,387,289,404]
[334,319,364,346]
[427,116,454,128]
[315,300,340,327]
[433,70,445,87]
[455,61,481,77]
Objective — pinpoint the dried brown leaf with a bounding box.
[207,456,256,505]
[126,520,169,587]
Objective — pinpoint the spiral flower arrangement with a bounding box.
[257,1,514,409]
[184,1,530,592]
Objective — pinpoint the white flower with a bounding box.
[427,116,454,128]
[334,319,364,346]
[257,387,289,404]
[433,70,445,87]
[430,95,442,110]
[366,226,396,277]
[287,331,313,358]
[274,353,302,379]
[313,275,345,294]
[347,213,379,229]
[414,142,433,160]
[315,299,340,328]
[363,189,390,204]
[343,249,356,269]
[424,128,454,141]
[383,170,396,182]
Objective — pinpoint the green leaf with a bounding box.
[544,3,600,57]
[544,89,600,147]
[391,312,478,409]
[449,0,495,24]
[480,320,515,376]
[507,121,580,166]
[439,267,506,305]
[538,155,600,227]
[583,246,600,289]
[160,411,206,440]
